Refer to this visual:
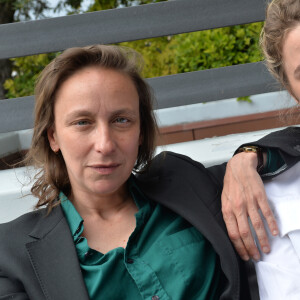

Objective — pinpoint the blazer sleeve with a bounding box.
[236,127,300,156]
[206,126,300,185]
[0,269,29,300]
[206,162,226,189]
[236,126,300,177]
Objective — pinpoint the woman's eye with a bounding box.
[115,117,129,124]
[76,120,89,126]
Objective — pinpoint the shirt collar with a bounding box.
[128,174,149,210]
[60,191,83,239]
[60,176,151,239]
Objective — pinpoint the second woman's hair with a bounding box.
[261,0,300,96]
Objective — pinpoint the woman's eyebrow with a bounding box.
[112,108,138,116]
[65,108,138,121]
[65,110,94,122]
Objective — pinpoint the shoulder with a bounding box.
[0,208,47,229]
[147,151,207,174]
[0,208,47,246]
[137,151,219,190]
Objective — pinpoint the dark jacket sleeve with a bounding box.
[236,127,300,156]
[207,162,226,188]
[236,126,300,177]
[205,126,300,185]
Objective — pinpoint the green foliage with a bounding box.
[87,0,119,11]
[12,0,49,21]
[121,37,178,78]
[4,1,264,99]
[171,22,263,74]
[237,96,252,103]
[11,0,86,21]
[4,53,59,98]
[87,0,166,12]
[4,0,169,98]
[120,22,263,79]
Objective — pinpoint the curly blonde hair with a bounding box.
[260,0,300,98]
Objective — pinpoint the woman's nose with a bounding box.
[94,125,116,154]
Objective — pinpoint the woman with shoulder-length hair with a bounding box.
[0,44,299,300]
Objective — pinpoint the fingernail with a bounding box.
[262,246,270,253]
[242,255,250,261]
[253,254,260,261]
[272,230,278,236]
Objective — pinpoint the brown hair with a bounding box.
[260,0,300,97]
[25,45,158,211]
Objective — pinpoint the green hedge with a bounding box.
[5,22,263,98]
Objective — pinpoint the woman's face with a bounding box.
[47,67,141,200]
[282,24,300,101]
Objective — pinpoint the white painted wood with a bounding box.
[155,91,294,127]
[0,127,286,224]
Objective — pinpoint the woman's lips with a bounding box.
[89,164,120,175]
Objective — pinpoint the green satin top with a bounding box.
[60,177,222,300]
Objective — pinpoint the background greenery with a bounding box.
[1,0,263,99]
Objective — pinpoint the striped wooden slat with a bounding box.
[0,62,279,133]
[0,0,267,59]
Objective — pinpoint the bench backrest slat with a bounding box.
[0,0,266,60]
[0,62,279,134]
[0,0,277,134]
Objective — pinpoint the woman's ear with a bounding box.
[47,126,59,153]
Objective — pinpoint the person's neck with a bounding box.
[69,185,136,221]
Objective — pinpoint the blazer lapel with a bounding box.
[26,206,89,300]
[136,172,241,300]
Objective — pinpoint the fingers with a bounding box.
[222,189,260,261]
[221,166,252,260]
[244,190,278,257]
[237,213,261,261]
[258,196,279,237]
[247,208,269,257]
[234,186,270,260]
[221,152,279,261]
[222,204,250,261]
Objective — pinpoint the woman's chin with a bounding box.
[88,181,127,198]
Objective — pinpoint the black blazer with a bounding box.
[1,127,300,300]
[0,152,248,300]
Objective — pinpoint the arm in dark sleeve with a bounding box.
[207,162,226,188]
[207,126,300,184]
[236,127,300,178]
